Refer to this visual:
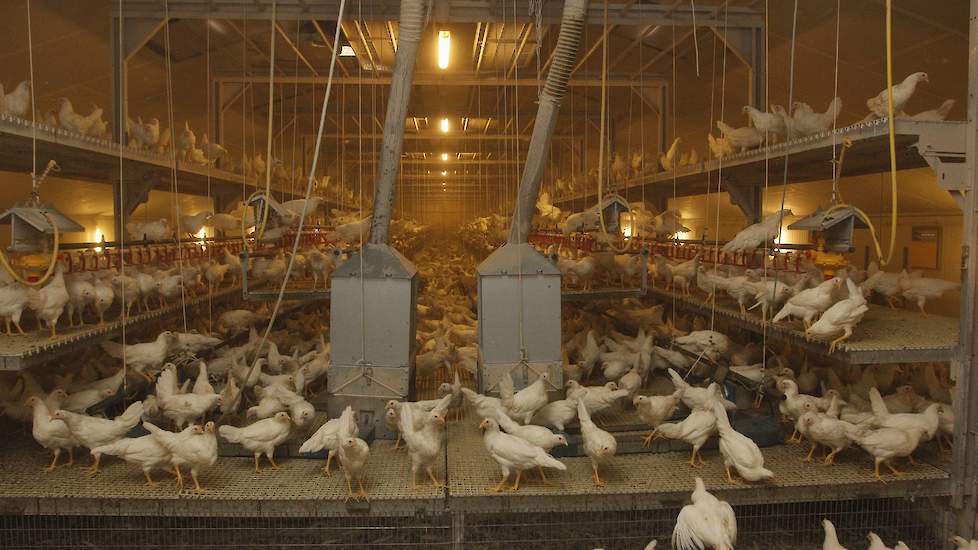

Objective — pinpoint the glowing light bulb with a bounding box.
[441,153,448,161]
[437,30,451,69]
[441,170,447,176]
[440,118,449,133]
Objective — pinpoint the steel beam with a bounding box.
[954,0,978,539]
[121,1,764,27]
[214,73,668,88]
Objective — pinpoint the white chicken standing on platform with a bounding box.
[805,279,869,353]
[716,120,763,152]
[673,477,737,550]
[713,402,774,483]
[771,277,842,327]
[634,389,682,447]
[398,395,450,488]
[479,417,567,492]
[25,396,77,471]
[577,399,617,487]
[335,406,370,501]
[90,433,172,486]
[722,209,793,253]
[219,411,292,473]
[897,269,960,316]
[52,401,144,474]
[742,105,786,142]
[28,264,69,337]
[788,98,843,136]
[144,421,218,492]
[498,372,550,425]
[866,72,928,119]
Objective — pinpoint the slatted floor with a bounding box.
[0,435,444,516]
[444,419,950,513]
[0,285,243,370]
[649,286,959,364]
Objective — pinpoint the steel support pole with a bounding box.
[952,0,978,540]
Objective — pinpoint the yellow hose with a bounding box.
[820,3,898,268]
[0,211,61,287]
[879,0,898,266]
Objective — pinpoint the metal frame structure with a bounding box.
[1,0,976,547]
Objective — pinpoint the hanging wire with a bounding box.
[115,0,128,402]
[246,0,348,380]
[254,0,278,242]
[160,0,189,332]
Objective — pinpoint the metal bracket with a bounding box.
[724,181,760,223]
[119,173,159,216]
[915,122,969,199]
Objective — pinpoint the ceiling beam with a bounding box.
[311,20,350,77]
[123,1,765,27]
[275,22,319,76]
[571,0,639,75]
[216,73,668,87]
[505,24,533,79]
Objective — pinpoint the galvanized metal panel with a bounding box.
[331,275,416,367]
[477,244,561,395]
[326,364,413,438]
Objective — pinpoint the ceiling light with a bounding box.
[339,45,356,57]
[441,170,447,176]
[441,153,448,161]
[440,117,450,133]
[437,30,451,69]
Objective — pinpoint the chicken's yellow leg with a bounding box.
[592,464,606,486]
[873,460,887,483]
[45,449,60,472]
[509,470,523,491]
[490,473,508,492]
[885,461,904,476]
[191,471,206,493]
[427,467,445,488]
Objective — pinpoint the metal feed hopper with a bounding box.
[328,244,418,437]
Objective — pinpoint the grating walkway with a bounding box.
[0,286,243,371]
[444,420,950,513]
[648,286,959,364]
[0,436,444,517]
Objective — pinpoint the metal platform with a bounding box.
[0,420,948,519]
[561,287,647,302]
[0,286,242,371]
[444,421,950,514]
[554,119,965,208]
[0,115,351,209]
[0,436,444,517]
[649,287,959,364]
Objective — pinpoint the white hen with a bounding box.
[672,477,737,550]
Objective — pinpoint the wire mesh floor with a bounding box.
[648,286,959,364]
[444,419,950,513]
[0,286,242,370]
[0,435,444,517]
